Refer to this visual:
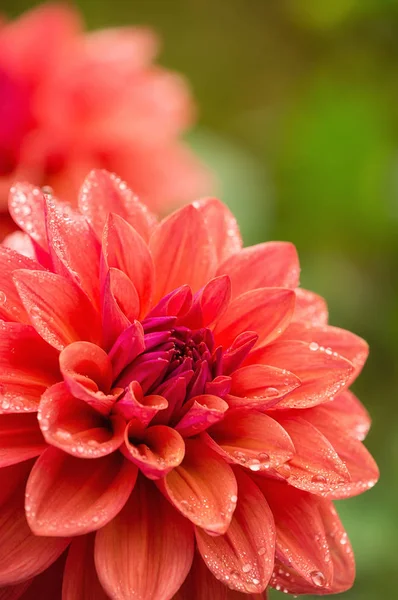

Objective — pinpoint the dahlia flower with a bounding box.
[0,169,378,599]
[0,3,209,224]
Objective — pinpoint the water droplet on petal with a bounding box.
[310,570,326,587]
[242,563,252,573]
[309,342,319,351]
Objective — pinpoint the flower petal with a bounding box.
[102,213,154,317]
[196,468,275,594]
[272,415,350,495]
[0,247,44,323]
[173,551,229,599]
[217,242,299,300]
[194,197,242,264]
[39,382,125,459]
[206,410,295,472]
[13,270,101,350]
[174,394,229,437]
[108,321,145,380]
[101,268,140,349]
[0,462,69,586]
[26,447,137,536]
[226,365,300,410]
[248,340,354,408]
[213,288,296,350]
[59,342,117,415]
[292,288,328,326]
[95,476,194,600]
[8,184,48,251]
[0,413,46,467]
[322,390,371,441]
[45,198,101,308]
[63,535,108,600]
[78,169,156,242]
[160,438,237,534]
[149,204,216,303]
[123,423,185,479]
[180,275,231,330]
[16,554,67,600]
[0,321,59,413]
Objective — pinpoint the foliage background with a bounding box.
[3,1,397,598]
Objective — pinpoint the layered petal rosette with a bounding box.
[0,2,210,235]
[0,170,378,599]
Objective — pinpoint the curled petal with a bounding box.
[222,332,259,376]
[102,213,154,316]
[292,288,328,326]
[39,382,125,458]
[123,423,185,479]
[95,476,194,600]
[0,413,46,467]
[214,288,296,350]
[0,321,59,413]
[63,534,108,600]
[273,415,350,495]
[179,276,231,330]
[13,270,101,350]
[101,267,140,349]
[175,394,228,437]
[226,365,300,410]
[148,284,193,319]
[60,342,117,415]
[0,247,44,323]
[113,381,168,426]
[78,169,156,241]
[248,340,354,408]
[26,447,137,536]
[217,242,299,300]
[0,462,69,586]
[160,438,237,534]
[193,197,242,264]
[196,468,275,594]
[108,321,145,380]
[149,204,216,303]
[206,410,295,472]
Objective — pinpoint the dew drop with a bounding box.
[0,291,6,305]
[242,563,252,573]
[311,474,327,484]
[310,570,326,587]
[230,494,238,503]
[309,342,319,351]
[258,547,266,556]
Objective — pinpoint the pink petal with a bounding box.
[108,321,145,380]
[102,213,154,317]
[2,231,35,260]
[8,184,48,251]
[148,284,193,319]
[101,268,140,349]
[114,381,168,425]
[179,275,231,330]
[272,415,350,495]
[123,423,185,479]
[0,462,69,586]
[45,198,101,308]
[248,340,354,408]
[59,342,117,415]
[193,197,242,264]
[95,476,194,600]
[0,247,44,323]
[222,332,259,376]
[26,447,137,536]
[280,323,368,381]
[206,410,295,472]
[160,438,237,534]
[13,270,102,350]
[14,555,67,600]
[39,382,125,459]
[322,390,371,441]
[0,413,46,467]
[258,479,333,589]
[0,321,59,413]
[173,551,229,599]
[63,535,108,600]
[175,394,229,437]
[300,407,379,498]
[0,581,32,600]
[292,288,328,326]
[226,364,300,410]
[213,288,296,350]
[78,170,156,242]
[149,204,216,303]
[217,242,299,300]
[196,468,275,594]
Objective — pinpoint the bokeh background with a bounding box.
[2,1,397,598]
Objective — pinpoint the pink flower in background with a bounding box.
[0,3,210,234]
[0,170,378,599]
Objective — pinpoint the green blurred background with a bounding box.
[3,0,397,598]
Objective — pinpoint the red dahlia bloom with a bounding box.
[0,170,378,599]
[0,3,209,231]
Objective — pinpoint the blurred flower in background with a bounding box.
[0,3,211,238]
